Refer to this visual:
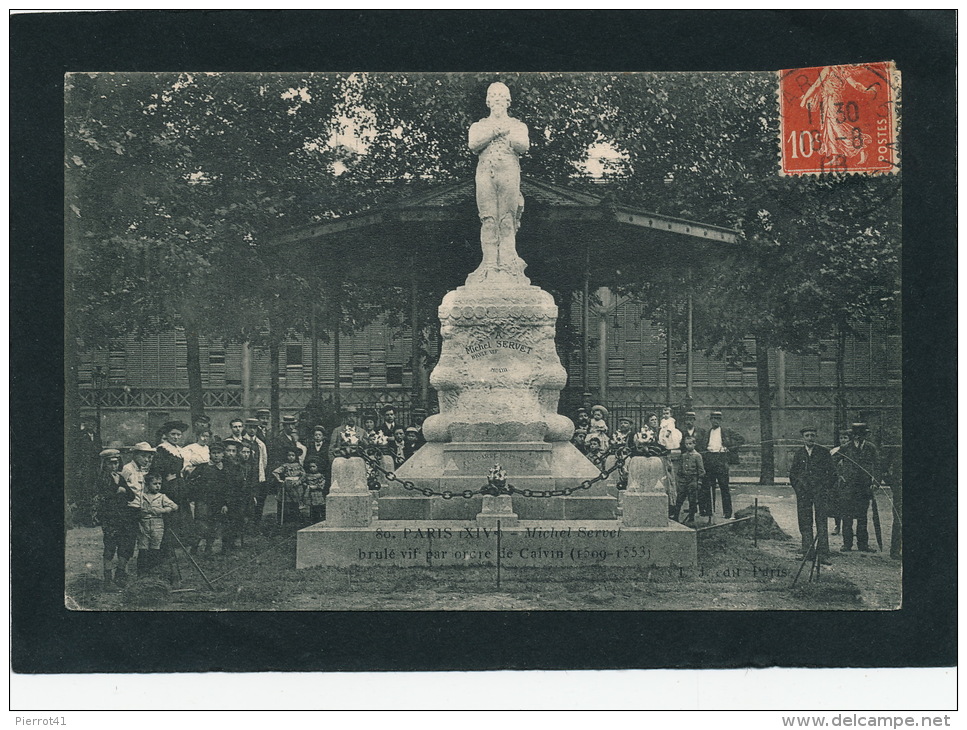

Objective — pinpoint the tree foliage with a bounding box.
[68,72,901,457]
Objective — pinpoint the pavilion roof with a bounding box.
[273,176,740,248]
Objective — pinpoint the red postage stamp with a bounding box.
[778,62,900,176]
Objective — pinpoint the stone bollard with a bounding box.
[476,494,519,528]
[620,456,670,527]
[326,456,373,527]
[380,454,396,482]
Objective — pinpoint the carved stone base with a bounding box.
[389,441,609,519]
[296,520,697,569]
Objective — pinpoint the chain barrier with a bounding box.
[351,444,631,500]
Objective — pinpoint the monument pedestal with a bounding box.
[388,440,610,520]
[297,519,696,569]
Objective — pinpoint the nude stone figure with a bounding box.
[468,82,530,279]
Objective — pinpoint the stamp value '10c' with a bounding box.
[779,62,899,176]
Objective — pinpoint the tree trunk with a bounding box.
[835,322,849,437]
[269,339,281,437]
[756,338,775,484]
[332,315,341,412]
[410,274,422,410]
[184,319,206,424]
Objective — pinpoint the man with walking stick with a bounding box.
[839,423,879,553]
[789,426,834,565]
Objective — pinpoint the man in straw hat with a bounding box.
[697,410,745,520]
[120,442,155,503]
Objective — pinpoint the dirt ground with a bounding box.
[65,485,901,611]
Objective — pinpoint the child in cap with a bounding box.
[137,473,178,577]
[671,435,706,525]
[403,426,422,461]
[97,448,137,589]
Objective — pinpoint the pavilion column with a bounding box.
[776,348,787,448]
[241,341,252,416]
[310,305,319,400]
[598,314,608,405]
[332,312,341,411]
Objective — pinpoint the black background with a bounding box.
[10,10,957,673]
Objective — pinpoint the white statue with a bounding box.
[468,82,529,277]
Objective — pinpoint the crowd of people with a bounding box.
[574,405,899,564]
[569,404,746,523]
[75,400,898,591]
[85,404,429,590]
[789,421,900,564]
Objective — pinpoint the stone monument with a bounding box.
[297,84,697,571]
[381,82,602,521]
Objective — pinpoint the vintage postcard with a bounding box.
[63,68,904,614]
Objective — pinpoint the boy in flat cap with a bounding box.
[189,441,232,554]
[255,408,271,441]
[410,407,428,447]
[96,449,138,589]
[671,435,705,525]
[788,426,835,563]
[403,426,422,461]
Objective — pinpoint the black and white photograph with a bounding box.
[10,10,957,705]
[63,68,903,613]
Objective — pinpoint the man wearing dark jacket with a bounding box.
[789,426,835,563]
[839,423,879,553]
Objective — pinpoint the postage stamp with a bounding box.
[779,62,900,176]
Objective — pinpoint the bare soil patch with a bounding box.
[66,498,900,611]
